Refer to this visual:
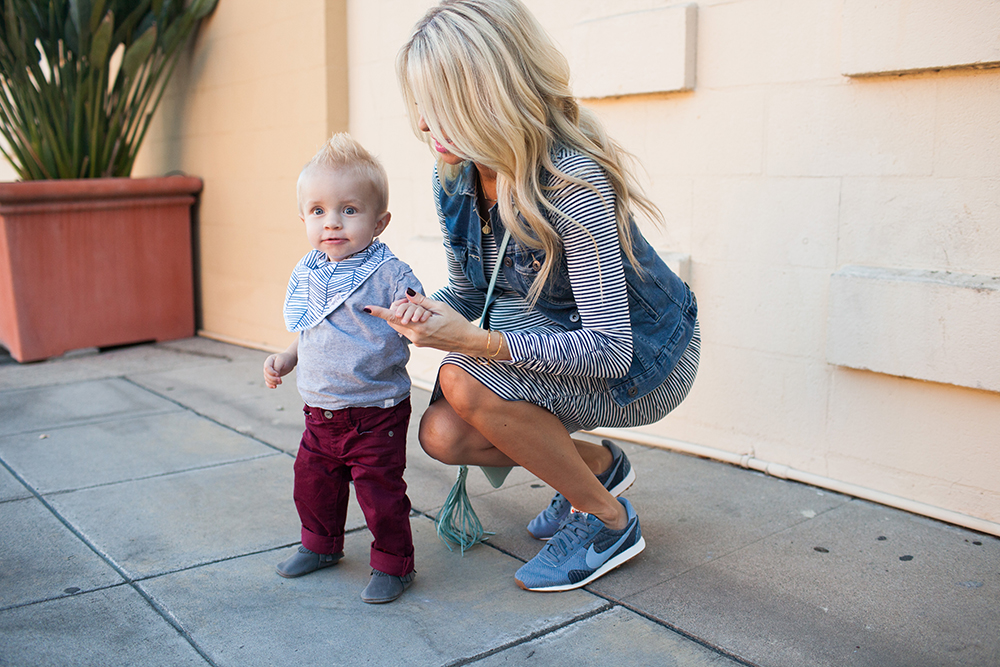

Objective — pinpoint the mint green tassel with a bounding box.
[436,465,494,553]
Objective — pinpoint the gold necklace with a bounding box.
[477,180,496,235]
[477,203,492,234]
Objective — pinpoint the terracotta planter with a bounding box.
[0,176,202,362]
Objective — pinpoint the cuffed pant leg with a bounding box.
[293,409,351,555]
[348,400,415,576]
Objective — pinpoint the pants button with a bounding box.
[323,411,333,419]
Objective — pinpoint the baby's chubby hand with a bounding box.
[263,352,296,389]
[390,294,433,325]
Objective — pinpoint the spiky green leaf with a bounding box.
[88,11,113,69]
[120,24,156,81]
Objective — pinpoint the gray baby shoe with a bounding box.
[275,546,343,578]
[361,569,415,604]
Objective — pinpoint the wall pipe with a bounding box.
[587,427,1000,538]
[411,377,1000,537]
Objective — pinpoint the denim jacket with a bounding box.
[436,159,698,407]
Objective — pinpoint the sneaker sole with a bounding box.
[514,536,646,592]
[606,465,636,498]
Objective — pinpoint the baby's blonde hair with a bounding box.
[299,133,389,214]
[397,0,662,304]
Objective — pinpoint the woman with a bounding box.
[367,0,700,592]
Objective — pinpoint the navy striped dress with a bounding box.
[431,147,700,433]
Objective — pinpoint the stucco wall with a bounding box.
[135,0,1000,532]
[133,0,348,352]
[349,0,1000,532]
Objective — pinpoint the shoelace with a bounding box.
[543,511,601,560]
[544,494,570,519]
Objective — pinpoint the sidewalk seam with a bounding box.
[588,591,761,667]
[120,376,294,458]
[0,454,222,667]
[441,602,615,666]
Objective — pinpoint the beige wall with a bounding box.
[137,0,1000,534]
[134,0,349,352]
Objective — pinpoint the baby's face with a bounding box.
[298,166,390,262]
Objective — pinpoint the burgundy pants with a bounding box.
[294,399,414,576]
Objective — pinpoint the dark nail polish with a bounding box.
[406,287,416,297]
[363,307,372,314]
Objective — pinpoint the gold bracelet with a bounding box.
[476,330,493,365]
[488,331,504,358]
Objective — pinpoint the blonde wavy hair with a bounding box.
[397,0,662,303]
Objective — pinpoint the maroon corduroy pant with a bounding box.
[294,399,414,576]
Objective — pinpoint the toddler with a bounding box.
[264,133,423,604]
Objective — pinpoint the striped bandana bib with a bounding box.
[283,242,393,332]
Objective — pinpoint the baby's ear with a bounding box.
[374,211,391,236]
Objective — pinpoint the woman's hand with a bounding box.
[365,290,509,360]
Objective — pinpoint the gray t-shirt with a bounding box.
[296,256,423,410]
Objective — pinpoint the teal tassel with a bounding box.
[435,465,494,554]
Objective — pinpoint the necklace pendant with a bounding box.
[482,222,491,234]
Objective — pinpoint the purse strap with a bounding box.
[478,228,511,329]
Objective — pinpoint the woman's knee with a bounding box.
[418,401,465,465]
[437,363,490,419]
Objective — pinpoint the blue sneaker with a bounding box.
[515,498,645,592]
[526,440,635,540]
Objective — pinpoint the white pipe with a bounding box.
[413,375,999,537]
[588,427,1000,538]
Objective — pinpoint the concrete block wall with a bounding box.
[131,0,1000,532]
[828,266,1000,392]
[355,0,1000,532]
[842,0,1000,76]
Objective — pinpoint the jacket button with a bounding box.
[569,312,580,322]
[627,387,638,397]
[504,257,513,267]
[323,411,333,419]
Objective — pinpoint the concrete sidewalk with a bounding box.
[0,337,997,667]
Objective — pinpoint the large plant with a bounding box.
[0,0,217,180]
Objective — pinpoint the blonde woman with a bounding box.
[367,0,700,591]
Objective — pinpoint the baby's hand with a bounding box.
[263,353,295,389]
[391,298,433,325]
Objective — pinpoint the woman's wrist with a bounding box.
[475,328,510,363]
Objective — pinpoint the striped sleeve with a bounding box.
[503,150,633,378]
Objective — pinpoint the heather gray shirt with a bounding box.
[295,256,422,410]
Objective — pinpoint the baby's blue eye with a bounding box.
[312,207,324,215]
[344,206,357,215]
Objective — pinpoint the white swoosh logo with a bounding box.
[585,522,635,569]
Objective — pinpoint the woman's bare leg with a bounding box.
[420,364,627,529]
[421,400,612,472]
